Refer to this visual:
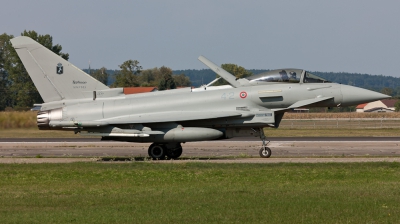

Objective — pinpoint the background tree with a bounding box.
[137,67,190,88]
[138,67,162,87]
[381,87,393,96]
[4,30,69,110]
[214,63,253,86]
[173,73,191,87]
[395,100,400,112]
[111,60,142,87]
[0,33,12,110]
[158,66,176,90]
[90,67,109,85]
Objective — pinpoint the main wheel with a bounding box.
[166,146,183,159]
[259,146,272,158]
[148,143,166,160]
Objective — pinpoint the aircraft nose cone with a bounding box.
[340,85,390,106]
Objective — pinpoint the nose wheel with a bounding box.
[259,146,272,158]
[258,128,271,158]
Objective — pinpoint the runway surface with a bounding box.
[0,137,399,163]
[1,137,399,142]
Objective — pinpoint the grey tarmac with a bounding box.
[1,137,399,142]
[0,138,399,163]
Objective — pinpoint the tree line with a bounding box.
[174,69,400,97]
[86,62,191,90]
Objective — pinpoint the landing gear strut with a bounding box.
[258,128,271,158]
[148,143,182,160]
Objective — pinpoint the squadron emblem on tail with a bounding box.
[56,63,63,74]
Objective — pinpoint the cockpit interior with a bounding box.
[246,69,331,84]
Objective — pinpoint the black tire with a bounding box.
[148,143,166,160]
[259,146,272,158]
[166,146,183,159]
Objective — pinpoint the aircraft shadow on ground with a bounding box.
[98,156,237,162]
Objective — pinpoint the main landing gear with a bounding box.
[258,128,271,158]
[148,143,183,160]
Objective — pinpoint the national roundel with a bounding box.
[240,91,247,99]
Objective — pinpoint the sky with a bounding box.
[2,0,400,77]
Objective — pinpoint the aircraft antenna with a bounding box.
[88,60,91,75]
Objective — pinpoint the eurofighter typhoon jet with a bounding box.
[11,36,389,159]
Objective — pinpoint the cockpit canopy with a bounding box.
[246,69,330,84]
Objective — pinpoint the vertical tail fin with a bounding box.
[10,36,109,103]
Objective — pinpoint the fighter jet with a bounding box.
[10,36,389,159]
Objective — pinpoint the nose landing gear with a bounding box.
[258,128,271,158]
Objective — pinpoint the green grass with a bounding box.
[0,162,399,223]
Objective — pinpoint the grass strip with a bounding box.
[0,162,399,223]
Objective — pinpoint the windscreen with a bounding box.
[303,72,331,83]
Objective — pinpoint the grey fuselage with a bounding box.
[43,82,340,128]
